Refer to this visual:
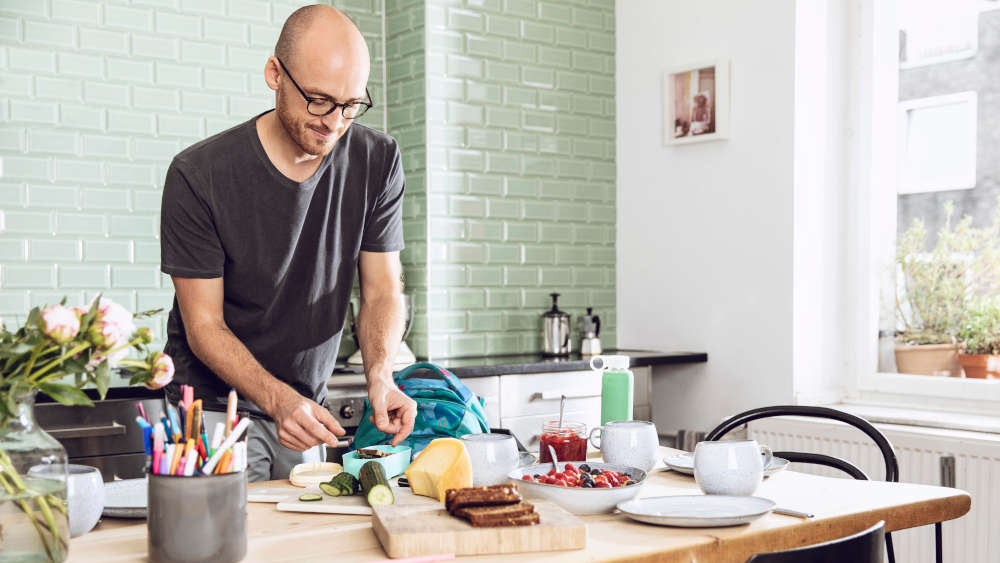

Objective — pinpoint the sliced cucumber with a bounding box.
[298,493,323,502]
[318,482,341,497]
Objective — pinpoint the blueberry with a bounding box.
[624,479,636,486]
[590,468,603,476]
[579,463,591,473]
[581,481,594,488]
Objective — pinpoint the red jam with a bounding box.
[538,422,587,463]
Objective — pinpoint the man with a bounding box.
[159,4,417,482]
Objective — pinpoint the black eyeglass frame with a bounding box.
[276,57,373,119]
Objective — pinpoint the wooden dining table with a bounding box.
[69,446,970,562]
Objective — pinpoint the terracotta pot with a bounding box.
[957,354,1000,379]
[894,343,963,377]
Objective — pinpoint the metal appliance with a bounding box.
[345,293,416,368]
[541,293,571,356]
[581,307,602,356]
[36,394,166,482]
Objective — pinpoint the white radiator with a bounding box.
[748,417,1000,563]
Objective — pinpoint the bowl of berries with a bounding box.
[508,461,647,514]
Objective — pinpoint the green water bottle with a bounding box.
[592,355,633,424]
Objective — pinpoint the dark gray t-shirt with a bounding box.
[160,112,404,416]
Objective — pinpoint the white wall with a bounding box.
[616,0,798,434]
[616,0,855,435]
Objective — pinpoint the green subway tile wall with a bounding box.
[0,0,616,366]
[0,0,388,378]
[423,0,617,357]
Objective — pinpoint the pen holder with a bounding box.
[147,471,248,563]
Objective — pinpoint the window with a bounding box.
[853,0,1000,408]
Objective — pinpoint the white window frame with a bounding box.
[897,91,978,194]
[844,0,1000,415]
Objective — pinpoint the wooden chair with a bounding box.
[705,406,926,563]
[747,520,885,563]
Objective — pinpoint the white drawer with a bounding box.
[499,370,602,418]
[501,410,602,453]
[460,376,500,429]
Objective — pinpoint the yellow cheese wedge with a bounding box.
[404,438,472,502]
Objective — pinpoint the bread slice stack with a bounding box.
[444,484,540,527]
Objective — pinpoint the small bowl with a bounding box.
[507,462,646,514]
[29,464,104,537]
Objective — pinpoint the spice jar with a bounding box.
[538,421,587,463]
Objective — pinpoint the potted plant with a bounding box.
[957,298,1000,379]
[895,199,1000,376]
[0,296,172,561]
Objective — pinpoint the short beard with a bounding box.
[274,91,336,157]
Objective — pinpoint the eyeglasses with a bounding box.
[276,58,373,119]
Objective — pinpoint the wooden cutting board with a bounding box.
[372,500,587,558]
[264,484,437,515]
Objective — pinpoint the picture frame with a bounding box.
[663,58,730,145]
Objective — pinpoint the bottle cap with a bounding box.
[589,355,629,371]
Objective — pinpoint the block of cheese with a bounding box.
[404,438,472,502]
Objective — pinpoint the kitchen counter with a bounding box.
[68,446,969,562]
[333,349,707,378]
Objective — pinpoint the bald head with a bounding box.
[274,4,369,72]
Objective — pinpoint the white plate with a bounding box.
[663,453,789,477]
[617,495,775,527]
[103,478,147,518]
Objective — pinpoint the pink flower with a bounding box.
[40,305,80,344]
[135,327,154,344]
[145,353,174,390]
[87,319,122,351]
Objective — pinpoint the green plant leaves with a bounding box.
[94,360,110,400]
[36,382,93,407]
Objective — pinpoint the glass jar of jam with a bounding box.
[538,421,587,464]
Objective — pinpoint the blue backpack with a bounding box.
[351,362,491,457]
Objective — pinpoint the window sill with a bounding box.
[828,402,1000,436]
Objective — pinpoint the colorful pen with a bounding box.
[225,388,237,437]
[203,417,252,474]
[152,433,163,474]
[167,405,183,443]
[161,444,174,475]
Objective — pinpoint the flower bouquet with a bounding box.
[0,296,172,561]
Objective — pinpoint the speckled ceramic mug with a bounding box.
[589,420,659,472]
[693,440,773,496]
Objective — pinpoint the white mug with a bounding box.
[588,420,659,471]
[460,433,520,486]
[693,440,773,496]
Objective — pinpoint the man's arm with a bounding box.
[357,251,417,446]
[172,276,345,451]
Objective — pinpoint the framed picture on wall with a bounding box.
[663,59,730,145]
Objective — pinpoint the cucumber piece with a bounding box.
[359,461,394,506]
[329,472,359,496]
[298,493,322,502]
[318,482,341,497]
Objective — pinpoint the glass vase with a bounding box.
[0,390,69,562]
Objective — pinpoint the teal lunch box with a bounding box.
[342,444,411,479]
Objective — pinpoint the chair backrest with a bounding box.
[705,405,899,482]
[746,520,885,563]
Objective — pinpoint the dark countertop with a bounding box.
[51,350,707,402]
[332,349,708,378]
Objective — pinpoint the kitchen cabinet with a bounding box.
[460,366,654,447]
[459,375,500,428]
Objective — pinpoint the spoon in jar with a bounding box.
[559,394,566,427]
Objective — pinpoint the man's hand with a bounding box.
[270,388,346,452]
[367,377,416,446]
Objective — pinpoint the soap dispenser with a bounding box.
[590,355,633,424]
